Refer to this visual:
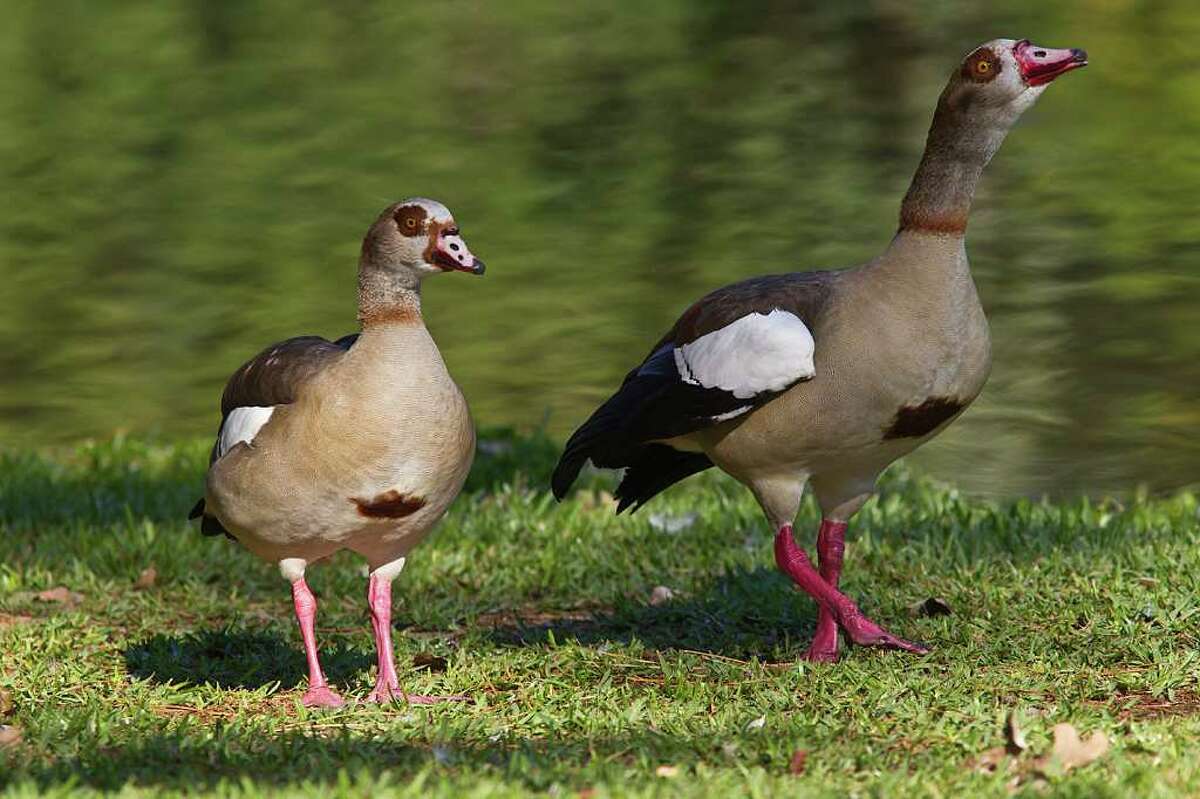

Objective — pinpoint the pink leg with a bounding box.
[774,524,928,655]
[366,573,401,702]
[291,578,345,708]
[366,573,468,705]
[802,519,846,662]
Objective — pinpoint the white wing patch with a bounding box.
[674,309,815,399]
[710,405,753,422]
[217,406,275,459]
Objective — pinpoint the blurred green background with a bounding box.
[0,0,1196,496]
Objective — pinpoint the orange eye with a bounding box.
[393,204,428,236]
[962,48,999,82]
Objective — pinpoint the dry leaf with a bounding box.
[654,765,679,778]
[967,746,1009,774]
[788,749,808,775]
[648,586,675,606]
[0,725,21,748]
[578,790,596,799]
[477,440,513,457]
[746,716,766,731]
[648,512,697,533]
[1034,723,1109,773]
[0,614,33,628]
[576,490,617,511]
[0,690,12,717]
[412,653,448,673]
[134,567,158,590]
[910,597,953,617]
[35,587,83,605]
[1006,710,1028,754]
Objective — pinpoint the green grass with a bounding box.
[1,432,1198,798]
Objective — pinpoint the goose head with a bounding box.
[938,38,1088,123]
[899,39,1087,234]
[362,197,485,281]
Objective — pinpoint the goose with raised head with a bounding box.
[190,198,485,705]
[552,39,1087,661]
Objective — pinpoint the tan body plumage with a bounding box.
[191,197,485,706]
[690,232,991,526]
[553,38,1087,661]
[206,313,475,571]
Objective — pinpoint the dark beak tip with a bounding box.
[472,259,486,275]
[1071,48,1088,63]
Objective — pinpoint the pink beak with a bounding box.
[432,231,485,275]
[1013,40,1088,86]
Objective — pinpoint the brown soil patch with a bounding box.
[1088,689,1200,721]
[472,607,602,629]
[151,695,296,723]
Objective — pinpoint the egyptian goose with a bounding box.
[552,39,1087,661]
[189,198,485,706]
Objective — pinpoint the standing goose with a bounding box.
[552,39,1087,661]
[190,198,485,706]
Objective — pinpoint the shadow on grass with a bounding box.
[5,728,713,793]
[484,567,822,661]
[123,628,372,690]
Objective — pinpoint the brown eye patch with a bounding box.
[962,47,1001,83]
[393,204,427,237]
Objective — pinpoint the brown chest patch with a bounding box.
[352,490,427,518]
[883,397,966,440]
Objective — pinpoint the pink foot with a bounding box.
[366,684,469,705]
[401,693,471,705]
[775,524,929,656]
[301,684,346,708]
[366,682,400,704]
[801,647,840,663]
[801,635,840,663]
[839,610,929,654]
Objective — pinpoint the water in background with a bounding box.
[1,1,1197,497]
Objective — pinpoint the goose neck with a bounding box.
[898,99,1012,236]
